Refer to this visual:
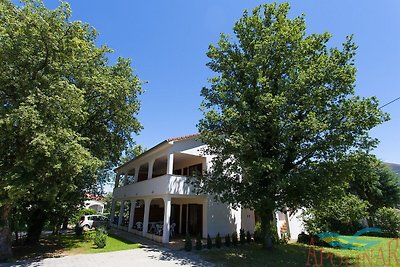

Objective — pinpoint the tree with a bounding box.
[196,3,388,249]
[0,0,141,259]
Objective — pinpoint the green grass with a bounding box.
[11,231,142,261]
[63,231,142,254]
[197,236,399,267]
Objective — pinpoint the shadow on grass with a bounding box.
[10,232,95,262]
[196,243,360,267]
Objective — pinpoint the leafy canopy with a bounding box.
[196,3,388,213]
[0,0,142,212]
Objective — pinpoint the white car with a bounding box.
[79,215,108,230]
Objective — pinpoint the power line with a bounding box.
[380,96,400,109]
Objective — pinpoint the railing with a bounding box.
[113,174,196,199]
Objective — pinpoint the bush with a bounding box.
[207,234,213,249]
[93,227,107,248]
[184,234,192,251]
[75,224,83,236]
[225,234,231,247]
[246,231,252,243]
[253,222,262,243]
[195,234,202,250]
[302,194,369,235]
[232,231,238,246]
[240,229,246,245]
[372,207,400,237]
[297,231,311,244]
[215,233,221,248]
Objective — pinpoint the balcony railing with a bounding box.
[113,174,196,199]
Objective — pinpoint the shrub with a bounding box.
[372,207,400,237]
[93,227,107,248]
[75,224,83,236]
[232,231,238,246]
[71,208,96,225]
[195,234,202,250]
[240,229,246,245]
[184,234,192,251]
[297,231,311,244]
[225,234,231,247]
[253,222,262,243]
[302,194,369,235]
[207,234,213,249]
[246,231,252,243]
[215,233,221,248]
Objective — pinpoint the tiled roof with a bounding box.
[166,133,200,142]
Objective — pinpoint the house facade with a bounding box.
[110,134,303,243]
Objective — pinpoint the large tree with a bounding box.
[196,3,388,249]
[0,0,141,259]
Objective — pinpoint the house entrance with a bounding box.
[179,203,202,237]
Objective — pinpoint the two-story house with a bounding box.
[110,134,303,243]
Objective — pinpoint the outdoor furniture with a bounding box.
[170,222,176,237]
[155,223,163,236]
[136,221,143,231]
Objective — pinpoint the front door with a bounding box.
[188,204,202,236]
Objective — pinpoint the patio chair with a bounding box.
[170,222,176,237]
[155,223,163,236]
[136,221,143,231]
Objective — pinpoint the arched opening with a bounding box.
[148,198,164,235]
[152,156,167,178]
[132,199,145,231]
[137,163,148,182]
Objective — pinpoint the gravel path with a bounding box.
[1,246,214,267]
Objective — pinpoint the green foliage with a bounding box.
[239,229,246,245]
[207,234,213,249]
[195,1,388,249]
[224,234,231,247]
[232,232,238,247]
[372,207,400,237]
[215,233,222,248]
[70,208,96,225]
[253,222,262,243]
[302,194,369,235]
[195,234,202,250]
[0,0,142,248]
[93,227,107,248]
[184,234,192,252]
[246,231,252,243]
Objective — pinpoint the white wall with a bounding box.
[241,209,255,233]
[206,198,241,237]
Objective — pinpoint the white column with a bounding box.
[115,173,121,188]
[148,160,155,179]
[128,200,136,232]
[179,204,183,234]
[118,200,125,226]
[110,199,116,225]
[202,199,208,238]
[162,196,172,243]
[142,198,151,236]
[134,167,139,183]
[166,153,174,175]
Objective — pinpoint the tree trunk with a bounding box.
[0,205,12,261]
[25,208,46,245]
[259,208,275,250]
[62,217,68,230]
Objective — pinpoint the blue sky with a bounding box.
[31,1,400,163]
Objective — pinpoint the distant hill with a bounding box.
[385,162,400,174]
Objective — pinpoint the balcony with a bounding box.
[113,174,197,199]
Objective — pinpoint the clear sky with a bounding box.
[27,0,400,163]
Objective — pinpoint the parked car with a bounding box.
[78,215,109,230]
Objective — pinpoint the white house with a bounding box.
[110,134,303,243]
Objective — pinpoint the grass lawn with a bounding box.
[11,231,142,262]
[197,236,399,267]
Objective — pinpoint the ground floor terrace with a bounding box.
[110,196,207,243]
